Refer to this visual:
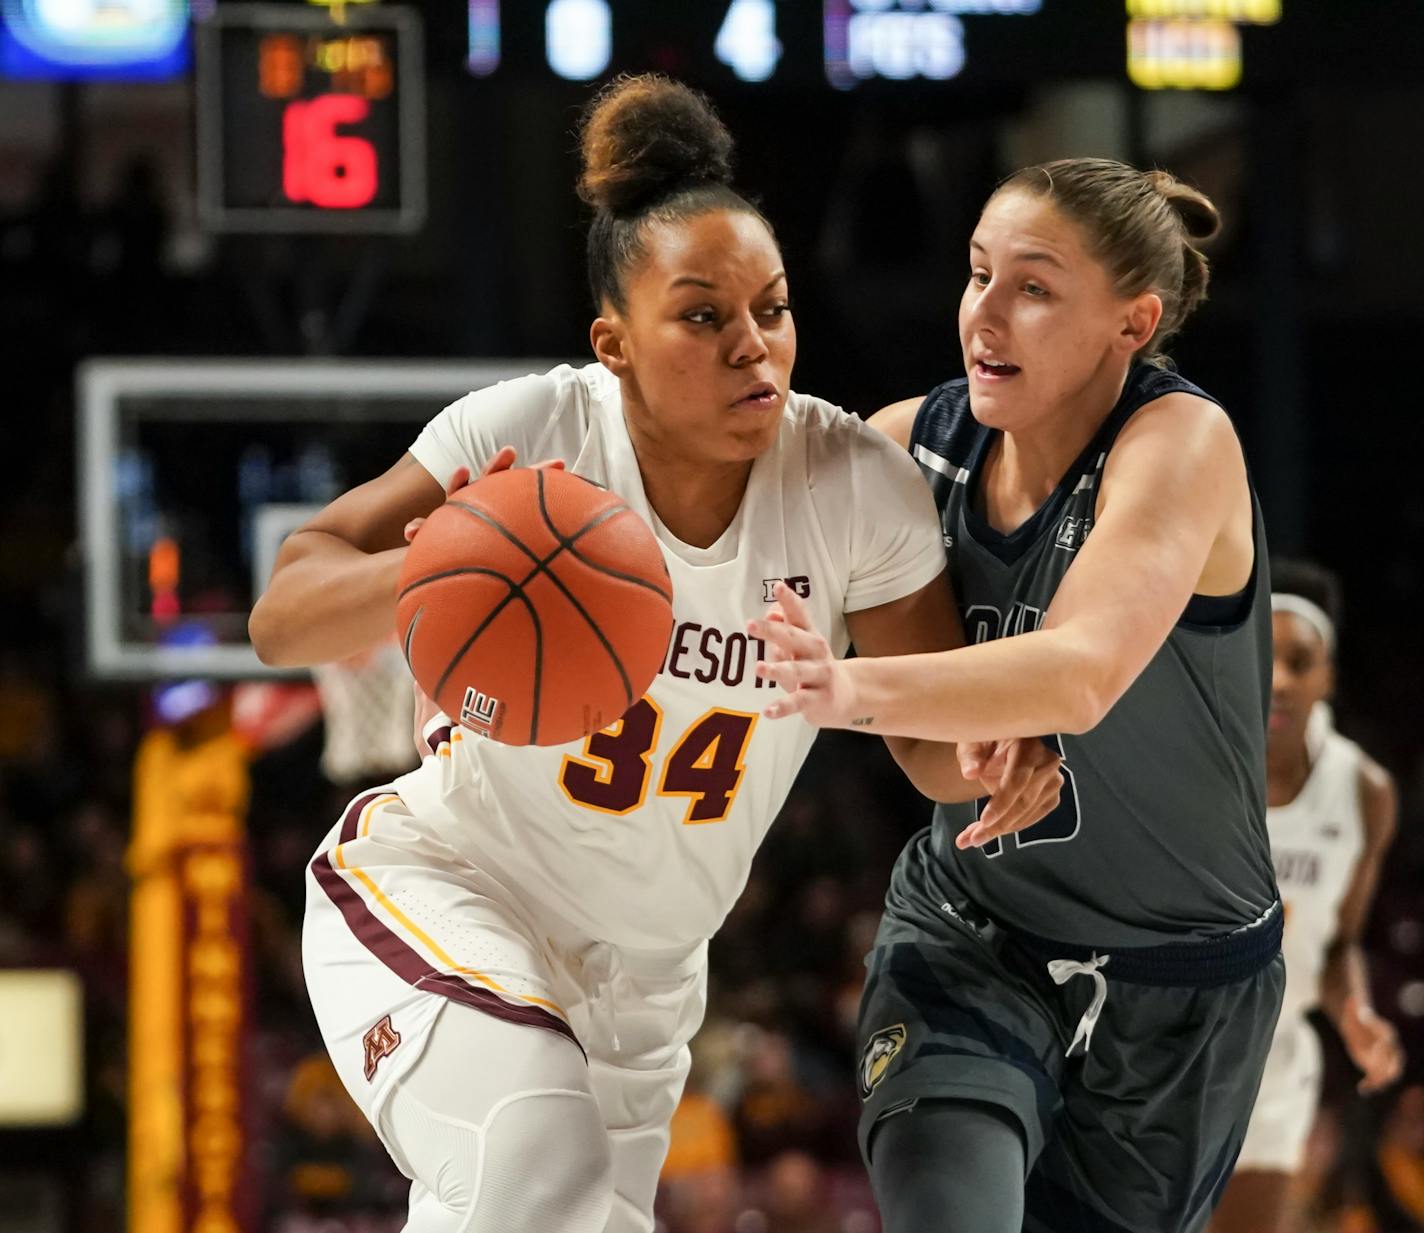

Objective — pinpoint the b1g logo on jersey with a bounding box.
[460,687,500,737]
[858,1023,907,1101]
[762,576,811,602]
[362,1015,402,1081]
[1055,515,1093,553]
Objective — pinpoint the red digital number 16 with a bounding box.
[282,94,378,209]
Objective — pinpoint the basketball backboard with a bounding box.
[78,358,572,680]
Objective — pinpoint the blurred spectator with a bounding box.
[663,1081,737,1182]
[660,1165,741,1233]
[733,1025,834,1167]
[757,1150,839,1233]
[1,824,62,945]
[0,652,57,766]
[61,799,129,1014]
[1370,1086,1424,1231]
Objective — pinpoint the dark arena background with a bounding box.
[2,2,1424,1231]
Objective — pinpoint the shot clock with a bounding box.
[196,5,426,234]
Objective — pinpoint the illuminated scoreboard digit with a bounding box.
[197,4,426,234]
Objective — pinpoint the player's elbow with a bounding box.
[1057,691,1104,736]
[249,592,297,668]
[1055,646,1123,735]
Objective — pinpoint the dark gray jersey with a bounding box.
[905,364,1278,947]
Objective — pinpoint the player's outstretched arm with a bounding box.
[1321,757,1404,1093]
[755,394,1251,742]
[832,577,1065,833]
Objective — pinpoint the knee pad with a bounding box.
[477,1088,612,1232]
[390,1084,613,1233]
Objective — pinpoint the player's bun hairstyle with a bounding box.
[993,158,1222,365]
[1270,558,1344,632]
[577,74,773,310]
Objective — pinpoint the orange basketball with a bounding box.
[396,468,674,746]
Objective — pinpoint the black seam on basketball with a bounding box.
[535,471,635,706]
[543,480,673,603]
[446,500,548,566]
[432,578,529,704]
[398,566,526,603]
[566,502,629,544]
[401,605,423,669]
[540,563,634,706]
[549,490,674,603]
[455,488,635,708]
[526,600,543,744]
[561,541,673,604]
[533,469,627,549]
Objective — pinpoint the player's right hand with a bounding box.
[1342,995,1405,1094]
[402,449,567,544]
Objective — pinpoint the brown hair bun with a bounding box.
[1145,169,1222,244]
[578,74,734,218]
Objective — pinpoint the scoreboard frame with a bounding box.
[195,3,427,235]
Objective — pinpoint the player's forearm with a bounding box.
[841,628,1107,742]
[250,531,406,667]
[884,737,981,803]
[1320,940,1372,1027]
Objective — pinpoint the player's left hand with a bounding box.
[953,739,1065,849]
[749,581,860,727]
[1341,995,1405,1093]
[402,449,567,544]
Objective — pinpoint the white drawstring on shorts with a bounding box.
[582,941,622,1054]
[1047,954,1111,1056]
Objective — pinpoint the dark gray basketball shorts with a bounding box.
[857,891,1284,1233]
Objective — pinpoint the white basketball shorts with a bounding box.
[1235,1014,1323,1173]
[302,787,708,1228]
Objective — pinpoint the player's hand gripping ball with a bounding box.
[397,466,674,746]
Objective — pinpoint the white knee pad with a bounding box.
[388,1083,613,1233]
[477,1088,612,1232]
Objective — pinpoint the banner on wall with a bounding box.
[129,707,253,1233]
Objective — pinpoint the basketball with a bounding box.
[396,467,674,746]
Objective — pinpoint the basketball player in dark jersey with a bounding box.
[752,159,1283,1233]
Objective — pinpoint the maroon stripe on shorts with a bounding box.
[311,801,581,1052]
[424,724,453,756]
[338,789,390,844]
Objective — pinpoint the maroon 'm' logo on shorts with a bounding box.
[362,1014,401,1081]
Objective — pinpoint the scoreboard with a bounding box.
[184,0,1419,238]
[482,0,1065,89]
[196,4,425,234]
[458,0,1298,92]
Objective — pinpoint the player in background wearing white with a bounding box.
[1212,560,1403,1233]
[249,76,1062,1233]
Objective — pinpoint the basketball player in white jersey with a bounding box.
[249,76,1062,1233]
[1212,560,1402,1233]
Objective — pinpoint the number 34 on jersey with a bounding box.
[558,700,758,825]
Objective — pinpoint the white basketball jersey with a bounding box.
[1270,709,1365,1024]
[392,363,945,950]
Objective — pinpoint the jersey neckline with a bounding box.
[586,364,774,571]
[956,365,1179,567]
[959,416,1108,567]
